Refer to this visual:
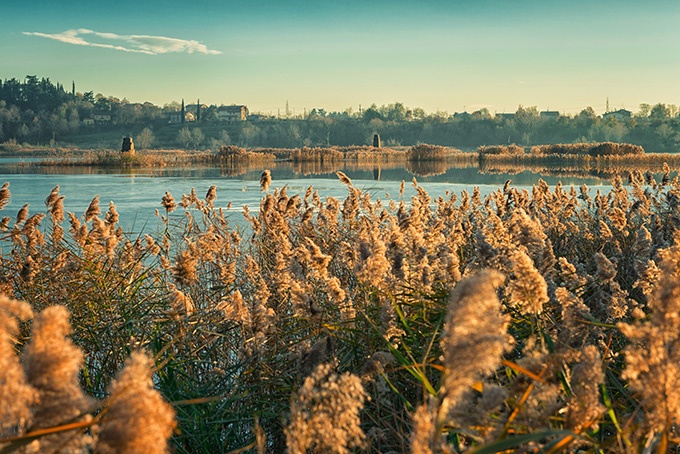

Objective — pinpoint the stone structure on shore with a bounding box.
[121,136,135,154]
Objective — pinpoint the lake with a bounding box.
[0,158,628,234]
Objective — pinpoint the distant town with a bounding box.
[1,76,679,151]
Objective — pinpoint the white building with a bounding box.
[218,105,249,121]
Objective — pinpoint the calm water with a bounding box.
[0,158,622,233]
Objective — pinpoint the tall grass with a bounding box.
[2,167,680,452]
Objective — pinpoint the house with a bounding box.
[92,112,112,124]
[540,110,560,119]
[168,112,182,124]
[185,103,209,113]
[603,109,632,121]
[83,118,95,126]
[167,111,196,124]
[218,105,249,121]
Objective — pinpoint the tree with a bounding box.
[209,130,231,150]
[650,103,671,122]
[163,101,181,112]
[177,127,192,149]
[239,123,260,147]
[362,104,383,122]
[65,106,79,131]
[190,128,204,149]
[217,130,231,145]
[136,127,155,149]
[471,108,491,120]
[412,107,426,120]
[637,103,651,118]
[385,102,407,122]
[514,105,540,145]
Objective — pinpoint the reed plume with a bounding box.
[23,305,94,452]
[0,295,36,436]
[85,195,100,222]
[0,182,10,210]
[566,345,604,434]
[506,249,549,315]
[619,233,680,446]
[336,171,352,186]
[409,271,511,452]
[205,184,217,208]
[260,169,272,191]
[161,191,177,213]
[96,351,176,454]
[285,363,367,454]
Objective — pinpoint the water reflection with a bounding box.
[405,160,449,177]
[0,157,677,187]
[1,156,677,235]
[217,159,676,188]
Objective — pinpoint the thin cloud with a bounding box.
[23,28,221,55]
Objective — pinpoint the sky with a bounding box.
[2,0,679,115]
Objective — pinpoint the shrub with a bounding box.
[0,139,21,153]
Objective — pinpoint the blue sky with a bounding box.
[3,0,679,115]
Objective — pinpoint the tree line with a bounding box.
[2,75,680,151]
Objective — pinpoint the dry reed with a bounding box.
[0,164,680,452]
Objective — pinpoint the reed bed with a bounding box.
[480,156,680,180]
[289,146,345,162]
[34,149,216,168]
[217,145,276,165]
[345,148,404,163]
[529,142,645,156]
[2,167,680,452]
[407,143,464,161]
[478,144,526,156]
[403,146,477,176]
[529,143,594,155]
[481,142,652,163]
